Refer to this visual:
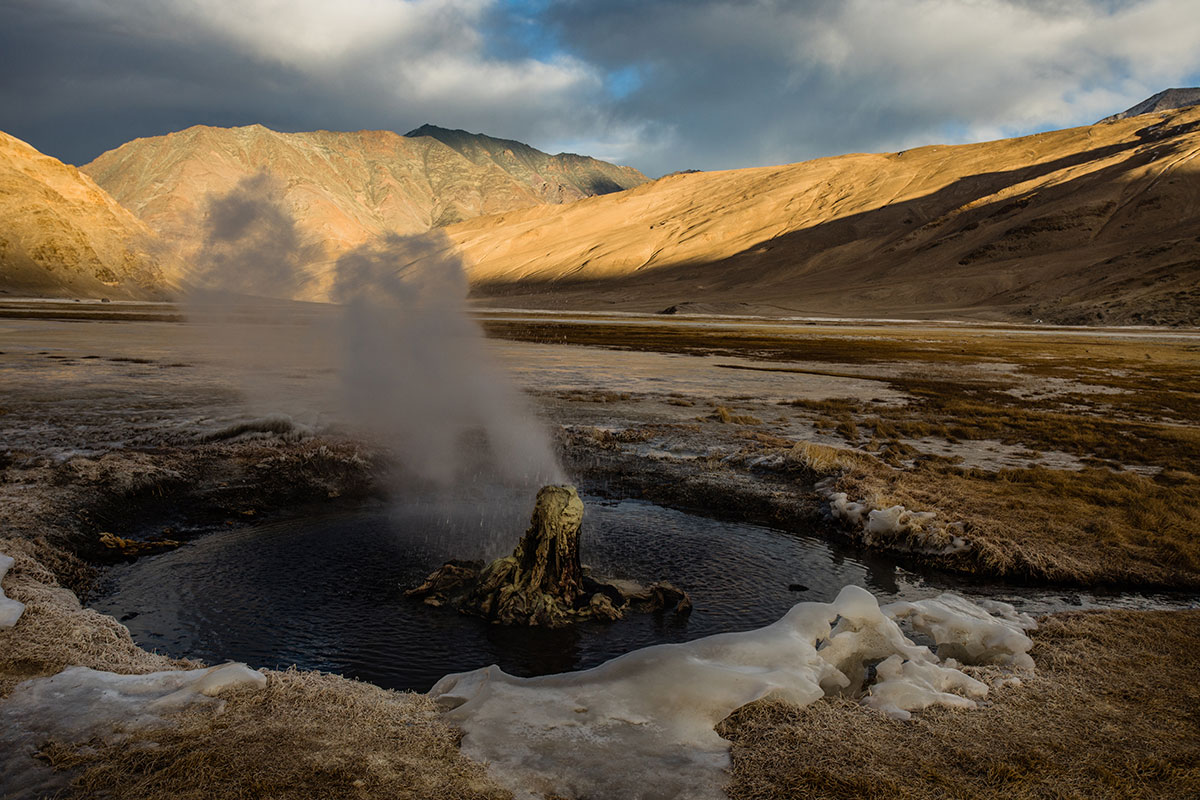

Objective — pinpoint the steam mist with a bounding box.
[185,173,565,551]
[331,233,563,487]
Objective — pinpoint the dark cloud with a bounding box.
[1,0,1198,176]
[543,0,1200,172]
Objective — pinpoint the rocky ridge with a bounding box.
[0,132,176,299]
[81,124,647,299]
[1100,87,1200,122]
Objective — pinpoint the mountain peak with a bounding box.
[405,124,538,156]
[405,123,463,139]
[1100,88,1200,122]
[403,124,648,196]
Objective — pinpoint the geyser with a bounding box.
[409,485,693,625]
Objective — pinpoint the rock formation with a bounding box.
[408,485,692,626]
[0,131,177,299]
[1099,87,1200,122]
[81,124,647,299]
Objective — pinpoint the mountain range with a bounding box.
[81,124,646,281]
[1,91,1198,323]
[441,104,1200,325]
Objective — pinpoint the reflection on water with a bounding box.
[92,497,922,692]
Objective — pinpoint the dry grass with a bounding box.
[719,609,1200,800]
[711,406,764,425]
[834,461,1200,586]
[518,317,1200,586]
[0,536,191,698]
[489,316,1199,467]
[873,380,1200,470]
[554,389,633,403]
[786,442,845,473]
[43,669,510,800]
[482,318,1200,378]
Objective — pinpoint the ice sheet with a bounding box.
[430,585,1033,800]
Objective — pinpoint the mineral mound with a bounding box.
[408,485,692,626]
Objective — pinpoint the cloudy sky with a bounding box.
[3,0,1199,176]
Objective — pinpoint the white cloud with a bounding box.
[545,0,1200,172]
[398,54,599,105]
[787,0,1200,131]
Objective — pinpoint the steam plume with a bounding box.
[183,174,565,546]
[332,232,563,486]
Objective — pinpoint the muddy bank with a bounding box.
[0,437,513,799]
[558,424,1200,591]
[1,438,385,598]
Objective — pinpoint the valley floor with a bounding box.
[1,303,1197,798]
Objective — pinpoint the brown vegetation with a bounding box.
[711,406,764,425]
[0,536,191,698]
[834,462,1200,586]
[44,670,509,800]
[502,316,1200,586]
[720,609,1200,800]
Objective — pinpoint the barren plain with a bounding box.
[1,302,1196,799]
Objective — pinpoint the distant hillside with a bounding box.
[0,131,175,299]
[406,124,647,198]
[1101,88,1200,122]
[82,125,647,298]
[434,107,1200,326]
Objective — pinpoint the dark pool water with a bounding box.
[92,497,926,691]
[93,496,1197,692]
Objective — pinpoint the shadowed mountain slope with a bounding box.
[438,106,1200,325]
[406,125,647,199]
[82,124,648,294]
[1100,88,1200,122]
[0,132,175,299]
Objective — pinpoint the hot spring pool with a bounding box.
[92,496,927,690]
[91,496,1195,691]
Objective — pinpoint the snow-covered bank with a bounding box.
[0,553,25,627]
[431,585,1035,800]
[0,663,265,796]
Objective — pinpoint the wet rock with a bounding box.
[587,592,623,622]
[628,581,694,616]
[97,532,180,557]
[408,485,693,627]
[405,560,483,607]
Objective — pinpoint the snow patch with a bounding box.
[0,552,26,627]
[885,593,1037,670]
[430,585,1032,800]
[0,663,266,797]
[821,482,969,555]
